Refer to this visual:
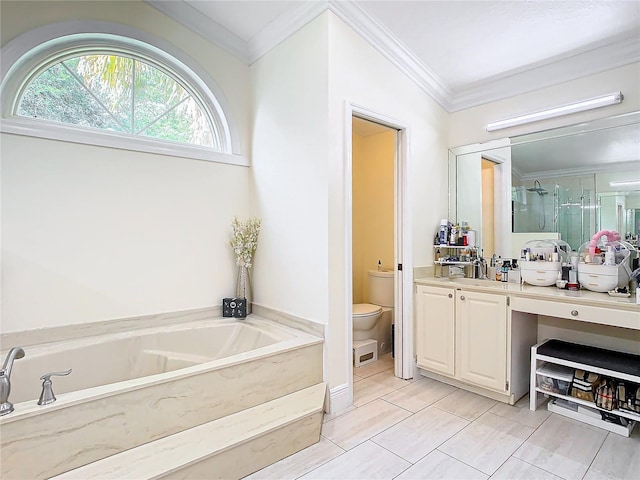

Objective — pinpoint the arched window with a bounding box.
[19,53,217,148]
[1,23,243,164]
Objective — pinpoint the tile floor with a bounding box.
[245,354,640,480]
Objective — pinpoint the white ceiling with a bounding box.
[147,0,640,111]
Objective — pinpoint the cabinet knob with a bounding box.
[448,293,453,298]
[571,310,579,317]
[460,295,465,300]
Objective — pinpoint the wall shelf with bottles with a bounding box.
[434,245,479,277]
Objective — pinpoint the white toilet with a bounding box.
[353,270,394,359]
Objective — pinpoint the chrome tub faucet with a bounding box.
[0,347,25,416]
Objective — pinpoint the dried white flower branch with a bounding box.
[229,217,261,269]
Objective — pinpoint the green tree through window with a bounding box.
[18,54,215,148]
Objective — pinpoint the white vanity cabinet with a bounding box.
[415,285,509,395]
[415,285,455,376]
[415,276,640,406]
[456,290,508,392]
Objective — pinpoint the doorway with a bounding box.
[352,117,395,361]
[481,158,496,258]
[345,104,412,405]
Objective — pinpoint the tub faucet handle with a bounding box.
[38,369,72,406]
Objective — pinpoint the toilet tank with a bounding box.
[368,270,394,307]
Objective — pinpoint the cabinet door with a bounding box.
[456,290,507,392]
[415,285,455,376]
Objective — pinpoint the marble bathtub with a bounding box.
[0,316,324,479]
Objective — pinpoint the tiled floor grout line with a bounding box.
[320,434,346,452]
[435,447,490,478]
[368,401,485,479]
[579,431,609,480]
[510,455,564,480]
[382,411,472,470]
[378,396,419,415]
[483,424,541,479]
[490,406,567,480]
[362,381,505,474]
[360,366,548,474]
[329,400,417,453]
[292,436,347,480]
[251,353,636,480]
[366,438,419,471]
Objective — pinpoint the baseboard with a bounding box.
[418,368,515,405]
[326,383,351,414]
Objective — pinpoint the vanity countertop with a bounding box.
[415,276,640,312]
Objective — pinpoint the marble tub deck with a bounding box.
[246,354,640,480]
[0,316,323,480]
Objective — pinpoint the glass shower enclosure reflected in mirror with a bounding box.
[512,175,596,251]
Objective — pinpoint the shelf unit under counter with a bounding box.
[530,338,640,436]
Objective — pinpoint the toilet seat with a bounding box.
[353,303,382,317]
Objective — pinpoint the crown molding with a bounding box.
[247,1,329,64]
[449,32,640,112]
[145,0,249,63]
[147,0,639,113]
[328,0,453,110]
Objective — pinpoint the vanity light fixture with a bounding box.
[609,180,640,188]
[486,92,623,132]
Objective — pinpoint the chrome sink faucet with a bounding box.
[473,257,488,280]
[0,347,25,416]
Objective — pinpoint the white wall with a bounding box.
[2,136,249,330]
[249,11,449,395]
[1,1,252,332]
[327,12,449,390]
[250,15,330,323]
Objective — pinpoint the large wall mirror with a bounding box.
[449,139,511,260]
[449,111,640,259]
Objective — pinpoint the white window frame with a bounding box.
[0,21,247,166]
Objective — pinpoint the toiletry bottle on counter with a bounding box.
[495,261,502,282]
[552,247,559,262]
[502,260,510,282]
[604,245,615,266]
[467,230,476,247]
[461,222,470,246]
[570,253,578,270]
[439,219,448,245]
[508,260,521,284]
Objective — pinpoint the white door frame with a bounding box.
[344,102,413,391]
